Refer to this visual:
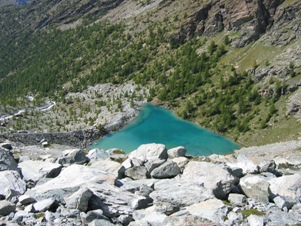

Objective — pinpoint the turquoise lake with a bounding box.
[89,104,240,156]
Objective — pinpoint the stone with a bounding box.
[87,148,109,160]
[239,174,271,204]
[90,159,122,178]
[18,195,36,205]
[88,219,116,226]
[260,160,280,176]
[33,198,57,212]
[163,214,213,226]
[57,149,89,165]
[171,157,189,170]
[185,198,229,223]
[130,196,151,210]
[269,173,301,200]
[133,207,167,225]
[150,179,213,207]
[144,158,166,173]
[125,166,148,180]
[0,200,16,216]
[0,148,19,172]
[0,171,26,198]
[65,187,93,212]
[87,182,150,223]
[25,165,115,201]
[85,209,106,223]
[228,193,247,207]
[167,146,187,158]
[229,154,260,174]
[41,141,49,147]
[247,215,265,226]
[273,196,295,210]
[128,144,168,165]
[19,160,62,183]
[0,143,12,150]
[181,161,238,199]
[150,160,181,179]
[119,179,157,193]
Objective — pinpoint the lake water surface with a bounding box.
[89,104,240,156]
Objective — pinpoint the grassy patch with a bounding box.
[241,209,265,217]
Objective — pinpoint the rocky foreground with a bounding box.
[0,141,301,226]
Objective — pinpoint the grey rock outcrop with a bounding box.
[150,160,181,179]
[0,148,19,172]
[19,160,62,183]
[0,170,26,198]
[64,187,93,212]
[239,174,271,204]
[167,146,187,158]
[57,149,89,165]
[0,200,16,216]
[181,161,238,199]
[185,198,229,223]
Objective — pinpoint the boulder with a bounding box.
[19,160,62,183]
[228,193,247,207]
[0,143,12,150]
[181,161,238,199]
[85,209,107,223]
[150,160,181,179]
[128,144,168,166]
[88,219,115,226]
[33,198,57,212]
[247,215,265,226]
[269,173,301,200]
[150,179,213,207]
[0,148,19,172]
[0,200,16,216]
[0,170,26,198]
[18,195,36,205]
[87,182,151,224]
[185,198,229,223]
[171,157,189,170]
[144,158,166,174]
[87,148,109,160]
[57,149,89,165]
[239,174,271,204]
[167,146,187,158]
[90,159,122,178]
[229,154,260,174]
[25,165,115,201]
[65,187,93,212]
[132,206,167,225]
[125,166,148,180]
[273,196,295,210]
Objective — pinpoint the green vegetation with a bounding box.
[0,1,300,146]
[241,209,266,217]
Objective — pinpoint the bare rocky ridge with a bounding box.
[0,141,300,225]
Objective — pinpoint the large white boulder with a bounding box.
[90,159,122,178]
[181,161,238,199]
[239,174,271,204]
[128,144,168,166]
[185,198,229,223]
[0,170,26,198]
[19,160,62,183]
[25,164,115,201]
[269,173,301,200]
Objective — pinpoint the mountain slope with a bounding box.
[0,0,300,146]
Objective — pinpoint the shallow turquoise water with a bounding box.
[89,104,240,156]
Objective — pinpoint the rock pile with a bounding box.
[0,142,300,225]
